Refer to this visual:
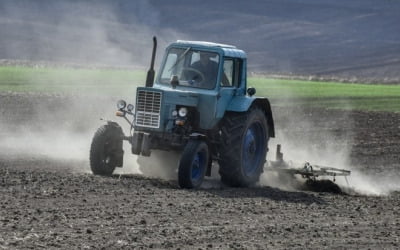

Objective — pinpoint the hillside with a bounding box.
[1,0,399,82]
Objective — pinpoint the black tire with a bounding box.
[90,124,124,176]
[218,108,269,187]
[178,140,209,189]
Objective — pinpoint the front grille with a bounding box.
[135,90,162,128]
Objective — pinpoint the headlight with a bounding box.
[178,107,188,117]
[127,104,134,111]
[172,110,178,117]
[117,100,126,110]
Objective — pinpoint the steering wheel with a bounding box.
[182,67,205,85]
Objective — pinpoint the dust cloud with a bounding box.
[0,1,186,175]
[0,93,138,174]
[135,150,180,180]
[0,0,185,67]
[336,169,400,196]
[261,128,352,193]
[261,104,400,196]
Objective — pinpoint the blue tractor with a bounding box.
[90,37,275,188]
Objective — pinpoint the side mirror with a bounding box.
[247,87,256,96]
[170,75,179,89]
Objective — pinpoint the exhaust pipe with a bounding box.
[145,36,157,87]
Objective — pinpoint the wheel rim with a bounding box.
[191,150,206,182]
[242,122,266,176]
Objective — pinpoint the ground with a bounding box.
[1,92,399,249]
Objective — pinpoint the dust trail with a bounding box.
[0,124,141,174]
[0,1,188,176]
[337,169,400,196]
[0,93,139,174]
[0,129,89,161]
[0,0,185,67]
[261,105,400,196]
[261,131,353,192]
[135,150,180,180]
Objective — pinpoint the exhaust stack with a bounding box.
[145,36,157,87]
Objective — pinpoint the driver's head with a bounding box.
[199,52,211,65]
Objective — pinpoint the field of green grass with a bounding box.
[0,66,145,95]
[250,78,400,112]
[1,66,399,112]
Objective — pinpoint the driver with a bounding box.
[189,52,219,88]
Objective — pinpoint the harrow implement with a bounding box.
[267,144,351,189]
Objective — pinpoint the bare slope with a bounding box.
[0,0,399,81]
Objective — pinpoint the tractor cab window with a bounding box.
[222,58,242,88]
[158,48,220,89]
[222,59,233,87]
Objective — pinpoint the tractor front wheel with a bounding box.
[178,140,209,188]
[90,124,124,176]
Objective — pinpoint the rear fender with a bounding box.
[226,96,275,138]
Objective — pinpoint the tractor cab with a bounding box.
[155,41,247,94]
[145,41,252,130]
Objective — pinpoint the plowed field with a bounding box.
[1,92,399,249]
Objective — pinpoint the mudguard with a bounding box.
[226,95,254,112]
[227,96,275,138]
[106,120,124,131]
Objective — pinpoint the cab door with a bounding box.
[216,58,242,119]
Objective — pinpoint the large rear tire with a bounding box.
[218,108,269,187]
[90,124,124,176]
[178,140,209,189]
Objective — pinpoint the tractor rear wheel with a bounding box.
[90,124,124,176]
[218,108,269,187]
[178,140,209,188]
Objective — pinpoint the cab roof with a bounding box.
[170,40,247,59]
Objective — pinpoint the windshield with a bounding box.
[158,47,220,89]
